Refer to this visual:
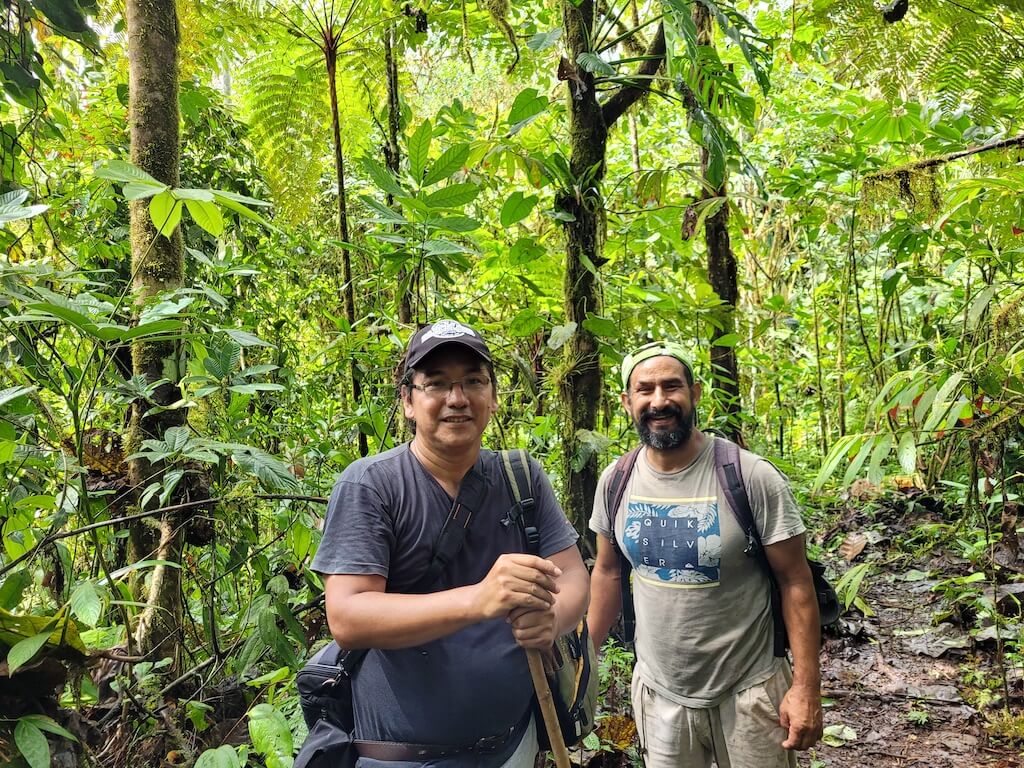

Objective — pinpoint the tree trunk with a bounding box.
[125,0,185,665]
[325,39,367,456]
[558,0,607,538]
[693,3,742,443]
[558,1,664,535]
[384,25,412,326]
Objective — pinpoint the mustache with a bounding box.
[640,404,683,424]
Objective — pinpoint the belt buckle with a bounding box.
[473,728,510,754]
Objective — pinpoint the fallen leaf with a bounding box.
[898,569,929,581]
[839,532,868,562]
[906,625,971,657]
[822,723,857,746]
[596,714,637,751]
[849,478,880,500]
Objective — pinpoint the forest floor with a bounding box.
[800,496,1024,768]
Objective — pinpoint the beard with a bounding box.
[636,403,695,450]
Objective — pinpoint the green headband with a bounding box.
[621,341,693,390]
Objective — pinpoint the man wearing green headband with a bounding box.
[587,342,822,768]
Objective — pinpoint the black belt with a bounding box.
[354,725,517,762]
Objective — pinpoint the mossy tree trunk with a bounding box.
[694,3,742,443]
[559,0,664,535]
[125,0,185,665]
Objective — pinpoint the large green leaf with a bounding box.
[185,199,225,237]
[0,610,85,654]
[360,156,405,198]
[896,432,917,475]
[500,192,539,227]
[14,719,49,768]
[432,215,480,233]
[509,309,545,337]
[211,192,277,232]
[576,51,616,77]
[93,159,162,186]
[149,191,182,237]
[8,629,53,674]
[407,120,433,184]
[507,88,549,134]
[195,745,242,768]
[230,447,298,491]
[0,570,32,611]
[18,715,77,742]
[422,144,471,187]
[923,373,964,433]
[582,315,619,338]
[508,88,548,126]
[33,0,93,36]
[69,582,102,627]
[423,183,479,209]
[0,386,36,408]
[0,189,49,225]
[248,704,294,768]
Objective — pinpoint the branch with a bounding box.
[596,0,648,56]
[864,133,1024,180]
[0,493,327,579]
[600,23,666,127]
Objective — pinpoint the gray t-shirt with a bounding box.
[589,435,805,708]
[311,444,578,767]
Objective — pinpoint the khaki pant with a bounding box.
[499,716,537,768]
[631,663,798,768]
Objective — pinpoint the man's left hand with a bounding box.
[778,683,822,750]
[507,606,557,649]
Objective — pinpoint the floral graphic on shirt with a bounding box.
[620,498,721,585]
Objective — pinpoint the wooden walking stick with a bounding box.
[527,648,571,768]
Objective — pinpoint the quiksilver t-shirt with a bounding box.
[589,435,805,707]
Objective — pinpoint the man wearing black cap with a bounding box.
[311,319,589,767]
[587,342,822,768]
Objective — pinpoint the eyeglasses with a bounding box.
[410,376,492,398]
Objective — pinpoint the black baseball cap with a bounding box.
[404,320,493,371]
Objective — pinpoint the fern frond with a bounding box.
[813,0,1024,124]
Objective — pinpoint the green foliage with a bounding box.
[11,715,77,768]
[833,562,873,617]
[813,0,1024,122]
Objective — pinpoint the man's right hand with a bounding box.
[473,553,561,620]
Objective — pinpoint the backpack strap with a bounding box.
[604,447,641,643]
[498,449,539,555]
[712,437,786,657]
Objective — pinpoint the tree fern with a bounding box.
[217,1,383,225]
[236,47,333,223]
[812,0,1024,123]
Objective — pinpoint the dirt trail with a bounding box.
[804,545,1022,768]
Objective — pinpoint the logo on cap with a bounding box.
[422,320,477,341]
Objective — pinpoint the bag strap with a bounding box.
[498,449,539,556]
[337,463,492,678]
[415,463,489,591]
[604,446,641,643]
[712,437,786,656]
